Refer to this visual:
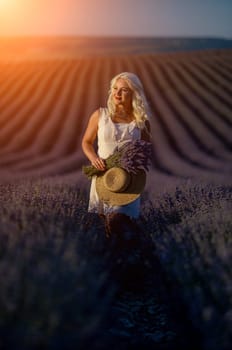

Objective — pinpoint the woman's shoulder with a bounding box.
[88,109,100,122]
[88,108,109,126]
[98,107,110,121]
[99,107,109,115]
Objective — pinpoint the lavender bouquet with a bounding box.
[82,139,152,179]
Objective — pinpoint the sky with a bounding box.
[0,0,231,38]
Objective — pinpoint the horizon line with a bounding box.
[0,34,231,40]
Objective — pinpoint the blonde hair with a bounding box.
[107,72,151,130]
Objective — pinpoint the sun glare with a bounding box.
[0,0,13,9]
[0,0,33,36]
[0,0,19,15]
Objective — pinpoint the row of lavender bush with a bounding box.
[0,177,231,349]
[141,181,231,350]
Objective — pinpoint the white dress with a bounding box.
[88,107,142,218]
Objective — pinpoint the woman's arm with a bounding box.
[82,109,106,171]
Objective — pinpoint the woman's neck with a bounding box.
[112,111,134,123]
[114,106,133,120]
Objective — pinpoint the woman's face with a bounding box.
[112,78,133,109]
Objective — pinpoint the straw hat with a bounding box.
[96,167,146,206]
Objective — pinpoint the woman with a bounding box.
[82,72,151,237]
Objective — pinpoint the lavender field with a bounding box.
[0,37,231,349]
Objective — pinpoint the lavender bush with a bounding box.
[0,179,115,350]
[140,182,232,350]
[0,177,231,349]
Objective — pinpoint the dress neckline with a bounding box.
[109,116,135,125]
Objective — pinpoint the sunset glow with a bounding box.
[0,0,17,12]
[0,0,22,12]
[0,0,78,37]
[0,0,27,35]
[0,0,231,38]
[0,0,9,7]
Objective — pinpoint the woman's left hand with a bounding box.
[91,157,106,171]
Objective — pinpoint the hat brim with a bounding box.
[96,169,146,206]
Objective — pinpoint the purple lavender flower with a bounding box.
[119,140,152,174]
[83,139,152,178]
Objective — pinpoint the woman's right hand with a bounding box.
[91,157,106,171]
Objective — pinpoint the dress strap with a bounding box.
[98,107,109,123]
